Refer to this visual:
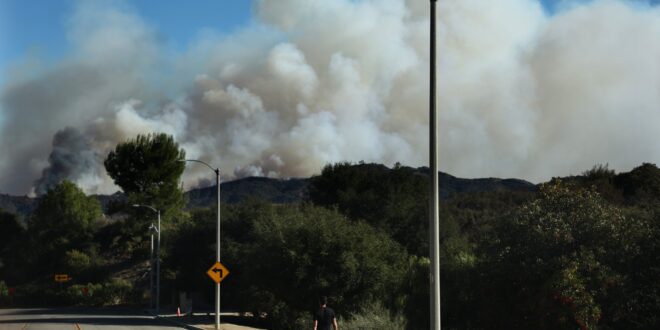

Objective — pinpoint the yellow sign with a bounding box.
[206,261,230,284]
[54,274,71,282]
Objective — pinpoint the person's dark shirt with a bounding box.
[314,306,335,330]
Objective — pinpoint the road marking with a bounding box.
[74,323,82,330]
[20,324,28,330]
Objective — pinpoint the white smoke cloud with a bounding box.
[2,0,660,195]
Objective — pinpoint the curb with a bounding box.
[146,310,205,330]
[156,316,205,330]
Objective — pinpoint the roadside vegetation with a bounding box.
[2,133,660,329]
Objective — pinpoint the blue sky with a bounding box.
[0,0,254,80]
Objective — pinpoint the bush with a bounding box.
[63,283,102,305]
[101,278,132,305]
[64,250,92,274]
[339,302,407,330]
[62,279,132,306]
[0,281,8,305]
[480,182,646,329]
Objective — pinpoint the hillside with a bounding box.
[0,168,536,217]
[5,162,660,329]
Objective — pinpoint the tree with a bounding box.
[29,180,102,274]
[478,182,644,330]
[236,203,409,328]
[614,163,660,203]
[0,209,25,283]
[104,133,186,247]
[309,162,429,255]
[168,201,409,328]
[105,133,186,211]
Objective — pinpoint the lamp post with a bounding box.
[181,159,221,330]
[134,204,161,315]
[429,0,441,329]
[148,223,157,309]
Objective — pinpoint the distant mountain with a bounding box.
[185,176,310,208]
[435,170,537,199]
[184,167,537,208]
[0,194,36,221]
[0,168,537,217]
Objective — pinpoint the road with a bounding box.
[0,308,185,330]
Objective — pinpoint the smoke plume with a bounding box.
[33,127,100,195]
[2,0,660,195]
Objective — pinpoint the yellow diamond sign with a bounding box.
[206,261,230,284]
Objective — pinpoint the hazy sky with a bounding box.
[3,0,660,195]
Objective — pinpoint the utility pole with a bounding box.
[215,166,221,330]
[150,225,155,309]
[156,209,161,315]
[182,159,221,329]
[133,204,161,315]
[429,0,441,329]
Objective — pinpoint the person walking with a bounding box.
[314,296,338,330]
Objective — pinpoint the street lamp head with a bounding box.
[133,204,159,214]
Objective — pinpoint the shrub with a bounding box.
[339,302,407,330]
[481,182,646,329]
[62,279,132,306]
[97,279,132,305]
[63,283,102,305]
[64,250,92,274]
[0,281,8,305]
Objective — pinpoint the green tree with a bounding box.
[232,203,408,328]
[104,133,186,252]
[614,163,660,203]
[169,201,409,329]
[28,180,102,275]
[105,133,186,212]
[0,209,25,283]
[309,162,428,255]
[479,182,643,330]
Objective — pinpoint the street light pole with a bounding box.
[429,0,441,329]
[150,225,155,309]
[182,159,221,330]
[134,204,161,315]
[156,209,161,315]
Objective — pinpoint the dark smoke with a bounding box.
[33,127,100,195]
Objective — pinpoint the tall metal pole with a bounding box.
[133,204,161,315]
[150,230,154,310]
[181,159,221,329]
[216,168,221,330]
[429,0,441,329]
[156,210,161,315]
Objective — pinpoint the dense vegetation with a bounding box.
[3,133,660,329]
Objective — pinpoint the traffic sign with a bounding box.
[206,261,229,284]
[54,274,71,282]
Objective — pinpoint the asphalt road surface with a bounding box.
[0,308,185,330]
